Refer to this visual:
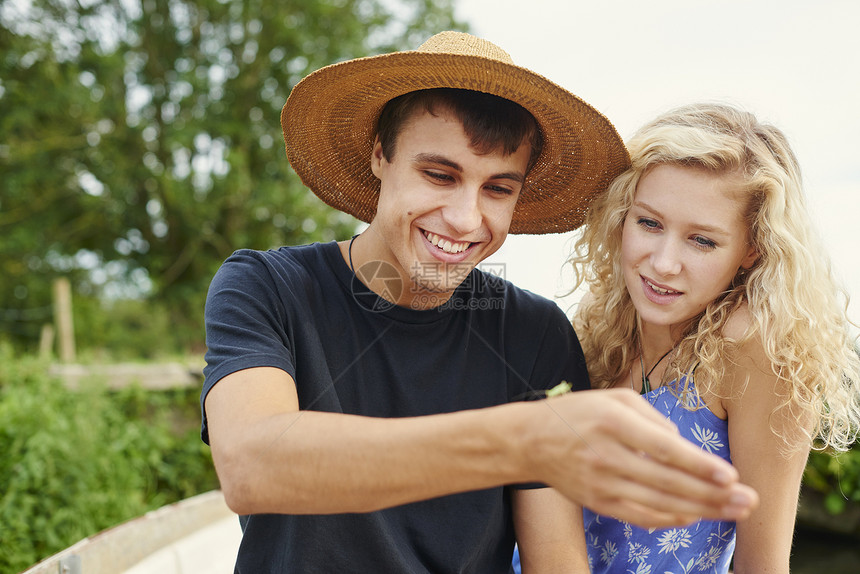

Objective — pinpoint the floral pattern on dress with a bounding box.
[583,383,736,574]
[656,528,692,555]
[599,540,619,564]
[691,422,724,453]
[628,542,650,563]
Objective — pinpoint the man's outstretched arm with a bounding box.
[205,366,757,526]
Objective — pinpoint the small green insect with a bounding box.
[545,380,572,398]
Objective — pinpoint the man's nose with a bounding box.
[443,188,482,234]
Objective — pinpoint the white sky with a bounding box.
[457,0,860,326]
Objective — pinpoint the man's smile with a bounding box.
[423,230,473,254]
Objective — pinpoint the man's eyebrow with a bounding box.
[493,171,525,184]
[413,153,462,171]
[413,153,525,183]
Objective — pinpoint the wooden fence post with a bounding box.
[53,277,76,363]
[39,323,55,360]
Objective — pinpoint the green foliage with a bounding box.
[73,295,200,360]
[0,0,467,350]
[0,348,218,572]
[804,447,860,515]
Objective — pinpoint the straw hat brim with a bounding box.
[282,49,630,234]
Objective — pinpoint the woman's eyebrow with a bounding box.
[633,199,731,236]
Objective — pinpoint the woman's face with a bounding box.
[621,164,758,332]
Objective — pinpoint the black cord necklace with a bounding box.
[348,234,359,275]
[636,341,674,395]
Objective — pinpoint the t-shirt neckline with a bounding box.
[322,240,469,324]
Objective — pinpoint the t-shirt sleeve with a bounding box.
[510,297,590,490]
[200,250,297,443]
[526,300,590,397]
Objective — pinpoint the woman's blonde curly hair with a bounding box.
[570,102,860,451]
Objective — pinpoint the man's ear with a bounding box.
[370,136,385,178]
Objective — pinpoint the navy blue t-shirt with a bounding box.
[202,241,589,573]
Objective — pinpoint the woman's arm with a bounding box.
[513,487,588,573]
[724,334,811,574]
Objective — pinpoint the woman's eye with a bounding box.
[694,236,717,250]
[636,217,659,229]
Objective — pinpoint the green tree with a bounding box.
[0,0,466,351]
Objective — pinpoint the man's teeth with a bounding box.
[429,234,468,254]
[646,279,679,295]
[425,232,470,254]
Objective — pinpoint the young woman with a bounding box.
[570,103,860,573]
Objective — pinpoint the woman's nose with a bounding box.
[650,239,682,276]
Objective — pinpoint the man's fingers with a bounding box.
[601,389,741,486]
[564,431,755,521]
[599,392,760,516]
[588,497,698,530]
[542,389,759,526]
[585,467,757,525]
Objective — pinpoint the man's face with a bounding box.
[364,106,530,309]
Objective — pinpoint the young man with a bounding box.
[201,32,757,572]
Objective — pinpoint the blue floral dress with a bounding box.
[582,383,735,574]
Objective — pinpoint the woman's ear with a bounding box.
[741,244,758,270]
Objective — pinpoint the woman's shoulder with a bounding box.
[722,302,754,342]
[720,303,773,375]
[709,303,774,400]
[717,303,783,405]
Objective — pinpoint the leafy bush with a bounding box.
[0,347,218,572]
[804,447,860,515]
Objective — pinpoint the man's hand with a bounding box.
[525,388,758,528]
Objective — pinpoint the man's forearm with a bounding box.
[213,403,535,515]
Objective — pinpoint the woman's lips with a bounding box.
[641,276,682,304]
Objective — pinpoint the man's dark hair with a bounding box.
[376,88,543,172]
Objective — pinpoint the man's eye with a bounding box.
[486,185,514,195]
[425,171,453,182]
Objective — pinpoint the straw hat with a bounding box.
[281,31,630,234]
